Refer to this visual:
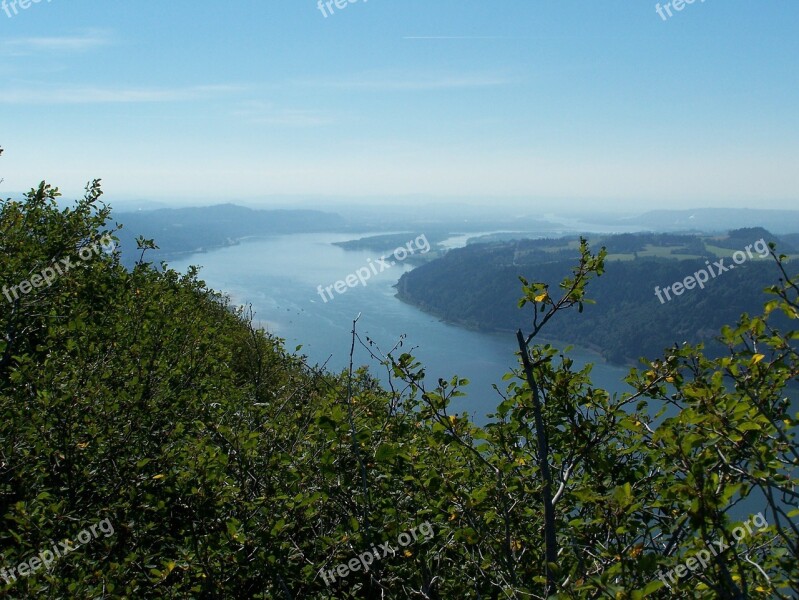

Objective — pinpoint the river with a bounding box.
[169,233,634,424]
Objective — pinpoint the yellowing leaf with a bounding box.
[752,354,765,364]
[153,474,166,480]
[534,293,548,302]
[403,550,412,557]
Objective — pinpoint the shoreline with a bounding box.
[393,290,635,368]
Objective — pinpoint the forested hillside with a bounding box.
[1,182,797,598]
[112,204,345,268]
[397,233,794,365]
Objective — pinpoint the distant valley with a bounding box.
[109,203,799,367]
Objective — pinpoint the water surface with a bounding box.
[170,233,634,423]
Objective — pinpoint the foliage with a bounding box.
[395,234,792,365]
[1,178,796,598]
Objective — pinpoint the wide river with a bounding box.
[170,233,634,423]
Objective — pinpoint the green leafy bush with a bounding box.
[1,179,796,598]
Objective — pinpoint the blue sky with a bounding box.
[1,0,797,211]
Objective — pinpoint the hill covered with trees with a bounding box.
[396,232,796,365]
[1,179,797,598]
[109,203,345,269]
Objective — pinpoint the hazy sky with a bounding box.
[1,1,797,211]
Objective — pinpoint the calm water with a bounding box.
[169,233,634,423]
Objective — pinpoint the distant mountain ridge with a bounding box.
[618,208,799,234]
[111,203,344,267]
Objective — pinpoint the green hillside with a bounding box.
[397,232,796,365]
[1,182,797,598]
